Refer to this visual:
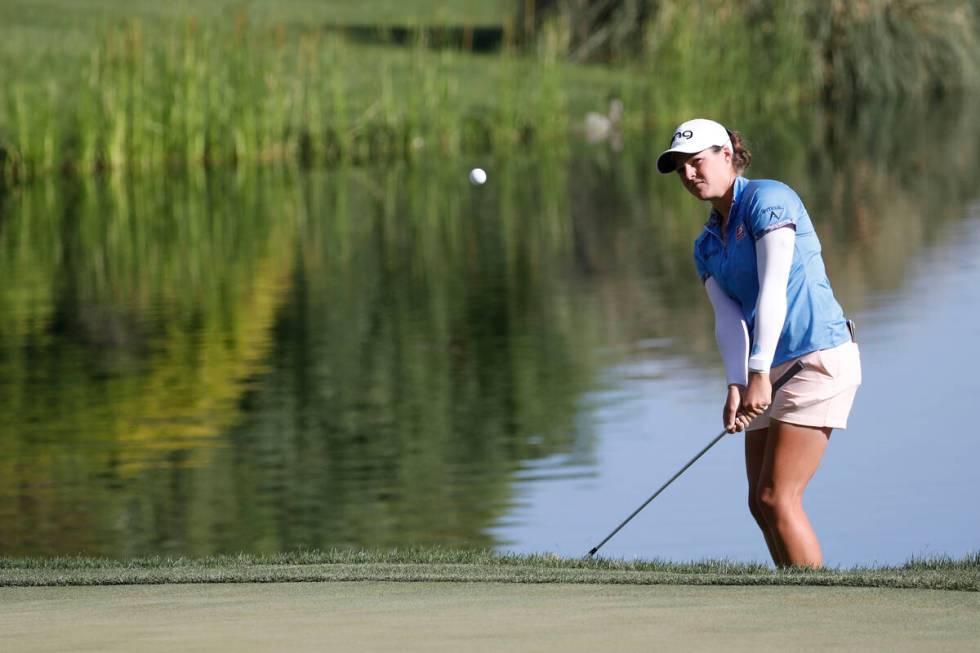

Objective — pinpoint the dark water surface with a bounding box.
[1,104,978,564]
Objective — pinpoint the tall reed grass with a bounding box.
[0,5,813,181]
[3,1,977,181]
[540,0,980,101]
[812,0,980,101]
[0,13,574,181]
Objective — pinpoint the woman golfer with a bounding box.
[657,119,861,568]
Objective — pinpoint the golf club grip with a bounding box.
[730,359,805,425]
[772,359,806,392]
[584,359,806,559]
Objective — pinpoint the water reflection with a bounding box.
[498,204,980,565]
[0,100,978,561]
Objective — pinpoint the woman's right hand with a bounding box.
[724,384,744,433]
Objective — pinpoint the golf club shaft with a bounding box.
[586,359,806,558]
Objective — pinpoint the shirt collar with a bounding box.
[705,175,748,231]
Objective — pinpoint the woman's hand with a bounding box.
[738,371,772,427]
[725,373,772,433]
[743,371,772,413]
[724,384,744,433]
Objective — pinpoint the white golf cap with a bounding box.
[656,118,732,174]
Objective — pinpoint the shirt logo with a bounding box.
[735,224,746,241]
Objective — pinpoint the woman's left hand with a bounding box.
[740,371,772,422]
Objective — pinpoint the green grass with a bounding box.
[0,12,807,181]
[0,17,580,180]
[2,550,977,591]
[0,17,651,181]
[1,1,977,179]
[0,1,811,181]
[0,0,514,31]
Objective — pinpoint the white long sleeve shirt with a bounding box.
[704,227,795,384]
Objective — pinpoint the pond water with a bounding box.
[1,103,978,565]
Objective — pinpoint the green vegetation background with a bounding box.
[3,0,977,179]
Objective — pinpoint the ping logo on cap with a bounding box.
[657,118,731,174]
[672,129,694,145]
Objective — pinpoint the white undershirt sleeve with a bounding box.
[747,227,795,373]
[704,276,749,387]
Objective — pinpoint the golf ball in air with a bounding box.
[469,168,487,185]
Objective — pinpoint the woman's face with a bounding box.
[674,147,734,201]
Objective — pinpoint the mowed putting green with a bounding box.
[3,582,979,652]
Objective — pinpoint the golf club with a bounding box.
[585,359,806,559]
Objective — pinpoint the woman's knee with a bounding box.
[756,485,801,522]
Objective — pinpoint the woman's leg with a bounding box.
[756,419,832,568]
[744,428,786,566]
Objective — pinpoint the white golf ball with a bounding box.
[469,168,487,185]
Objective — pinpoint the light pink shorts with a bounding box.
[747,341,862,431]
